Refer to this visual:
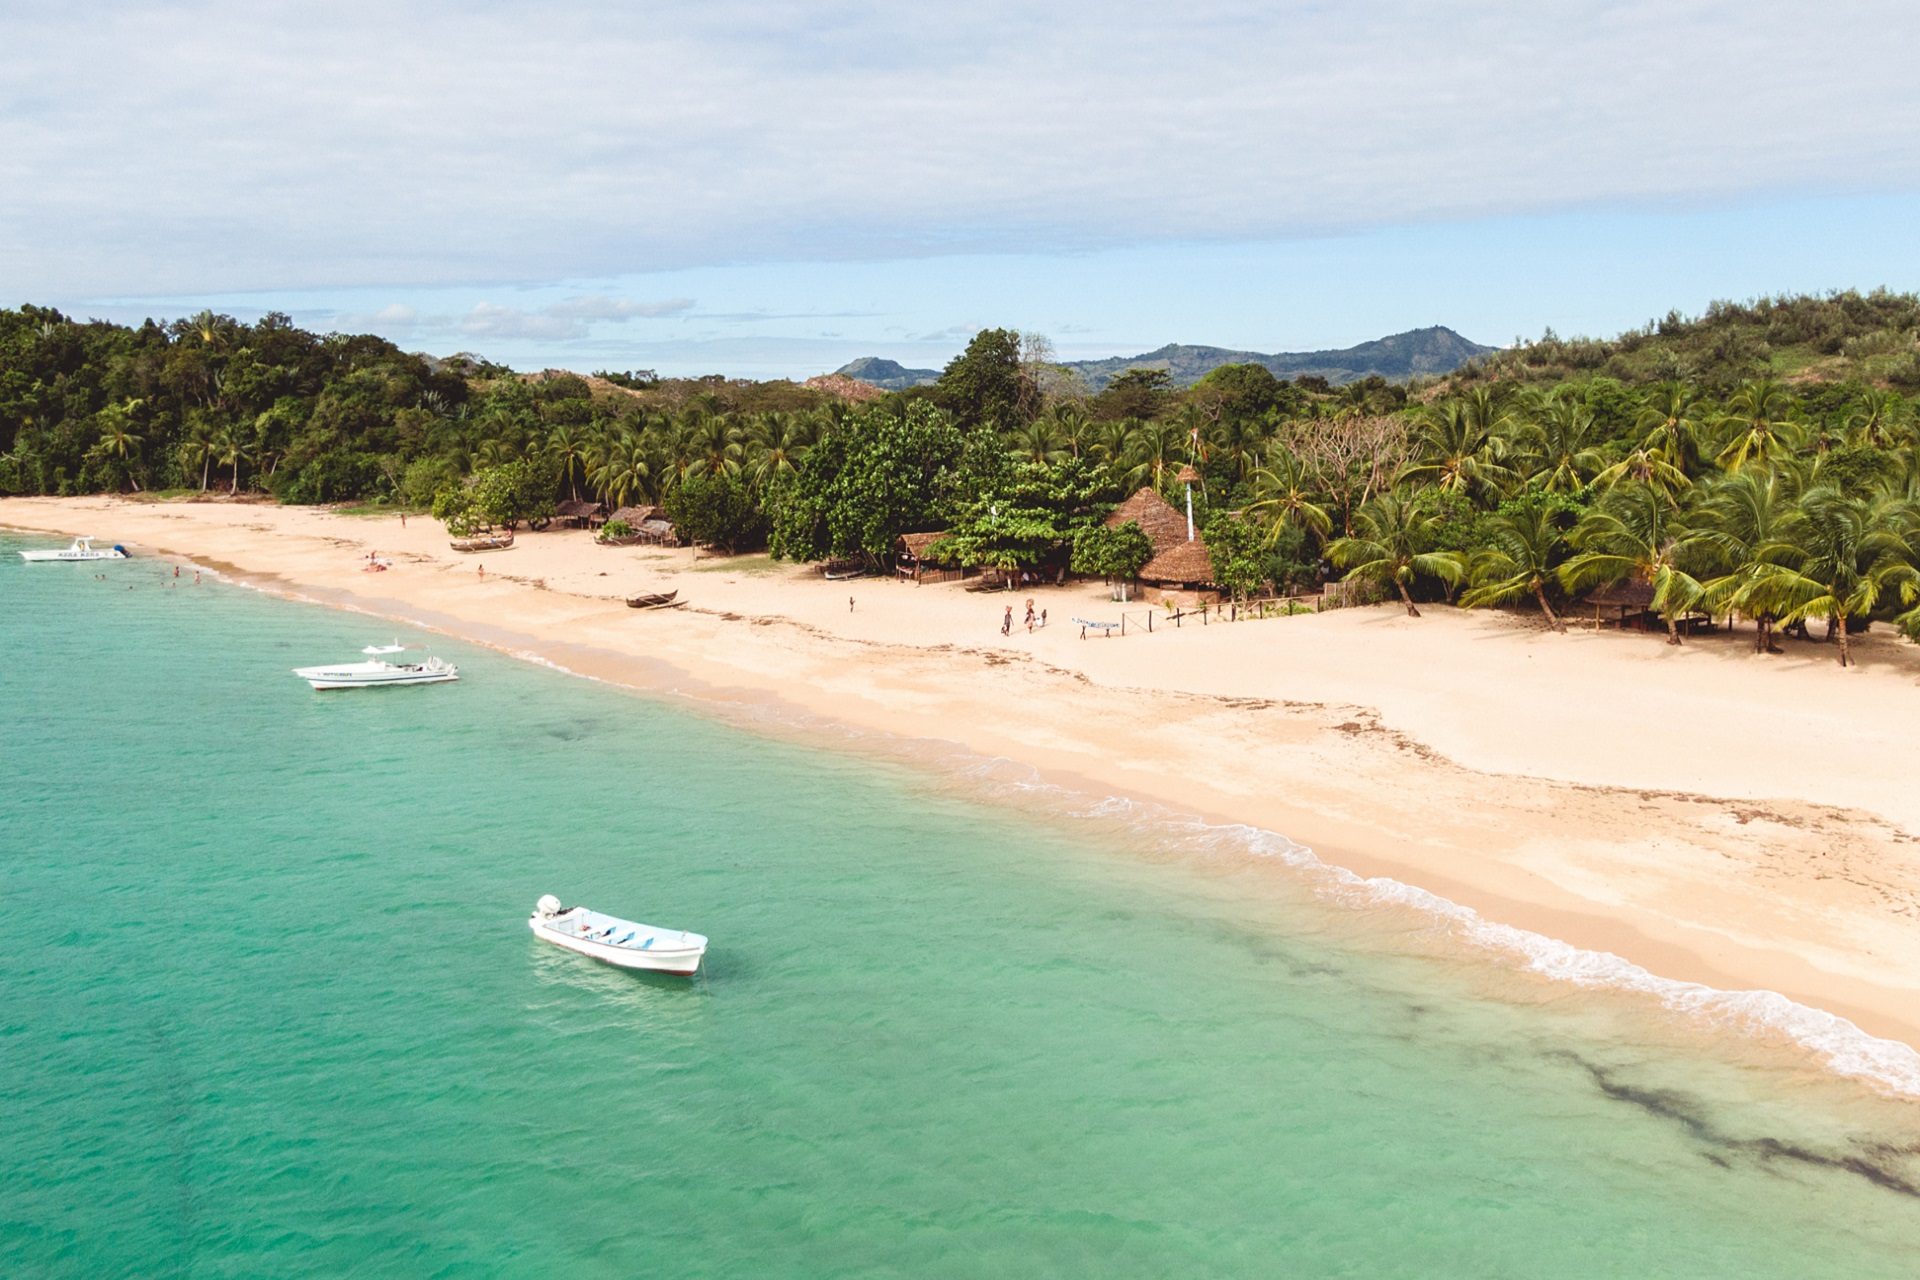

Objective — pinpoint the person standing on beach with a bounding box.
[1024,598,1035,632]
[477,563,484,579]
[400,513,407,529]
[1002,605,1012,636]
[849,596,855,612]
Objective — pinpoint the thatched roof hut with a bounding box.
[554,498,606,528]
[897,531,949,562]
[1104,488,1212,585]
[604,505,681,546]
[1582,581,1657,612]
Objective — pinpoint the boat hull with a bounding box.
[19,548,128,562]
[529,915,706,975]
[296,671,461,690]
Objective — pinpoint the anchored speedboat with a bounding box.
[528,895,708,975]
[19,537,128,562]
[292,642,458,690]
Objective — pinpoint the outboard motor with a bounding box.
[534,894,563,920]
[113,545,127,556]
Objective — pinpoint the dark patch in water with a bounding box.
[1568,1054,1920,1200]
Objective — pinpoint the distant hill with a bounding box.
[834,327,1493,393]
[834,356,939,390]
[1449,290,1920,390]
[1059,326,1495,390]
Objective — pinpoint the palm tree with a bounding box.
[1400,398,1516,500]
[1246,447,1332,542]
[1714,379,1804,472]
[1122,419,1186,492]
[1460,505,1572,631]
[210,422,248,494]
[1691,468,1803,653]
[1006,417,1066,466]
[744,411,816,490]
[682,413,743,479]
[1845,388,1910,449]
[589,432,651,508]
[547,422,591,500]
[92,401,145,491]
[178,417,216,492]
[1328,492,1465,617]
[1044,404,1093,459]
[1559,483,1706,645]
[1516,392,1606,493]
[1741,488,1919,667]
[1633,383,1709,474]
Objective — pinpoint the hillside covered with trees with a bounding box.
[6,295,1920,663]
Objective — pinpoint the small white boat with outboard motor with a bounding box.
[292,641,459,690]
[19,536,129,562]
[529,895,708,975]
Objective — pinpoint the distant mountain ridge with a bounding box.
[1056,326,1495,389]
[835,326,1494,392]
[833,356,940,390]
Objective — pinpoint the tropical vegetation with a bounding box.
[8,294,1920,664]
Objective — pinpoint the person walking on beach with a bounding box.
[849,596,855,613]
[1002,605,1012,636]
[400,513,407,529]
[1024,598,1036,632]
[477,563,484,579]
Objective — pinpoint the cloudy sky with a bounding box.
[5,1,1919,377]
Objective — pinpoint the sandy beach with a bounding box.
[10,495,1920,1066]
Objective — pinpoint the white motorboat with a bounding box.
[529,894,708,975]
[292,642,458,690]
[19,537,129,562]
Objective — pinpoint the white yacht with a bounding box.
[19,537,129,562]
[529,895,708,975]
[292,642,459,690]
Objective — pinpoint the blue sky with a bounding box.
[6,1,1920,378]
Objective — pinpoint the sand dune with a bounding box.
[10,494,1920,1058]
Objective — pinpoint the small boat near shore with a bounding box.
[292,642,459,690]
[19,537,128,562]
[529,894,708,975]
[625,590,679,609]
[451,531,514,552]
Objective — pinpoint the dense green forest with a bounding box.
[5,295,1920,662]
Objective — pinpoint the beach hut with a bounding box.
[1581,581,1659,630]
[1103,487,1214,599]
[895,531,955,582]
[604,505,682,547]
[554,498,607,529]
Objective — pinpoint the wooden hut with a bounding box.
[1581,581,1658,630]
[1103,487,1214,598]
[895,530,955,582]
[602,505,679,546]
[554,498,607,529]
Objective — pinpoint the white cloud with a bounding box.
[5,1,1920,299]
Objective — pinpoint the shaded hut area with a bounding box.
[894,531,965,583]
[603,505,684,547]
[553,498,607,529]
[1578,581,1714,634]
[1103,487,1216,605]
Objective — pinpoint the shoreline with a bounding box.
[10,495,1920,1089]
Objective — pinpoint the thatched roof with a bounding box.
[609,505,663,526]
[897,530,950,561]
[554,498,605,520]
[1104,488,1212,584]
[1583,580,1658,611]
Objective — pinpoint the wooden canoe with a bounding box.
[626,590,680,609]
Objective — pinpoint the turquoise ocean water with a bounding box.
[4,535,1920,1277]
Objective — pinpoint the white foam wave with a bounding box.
[930,754,1920,1100]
